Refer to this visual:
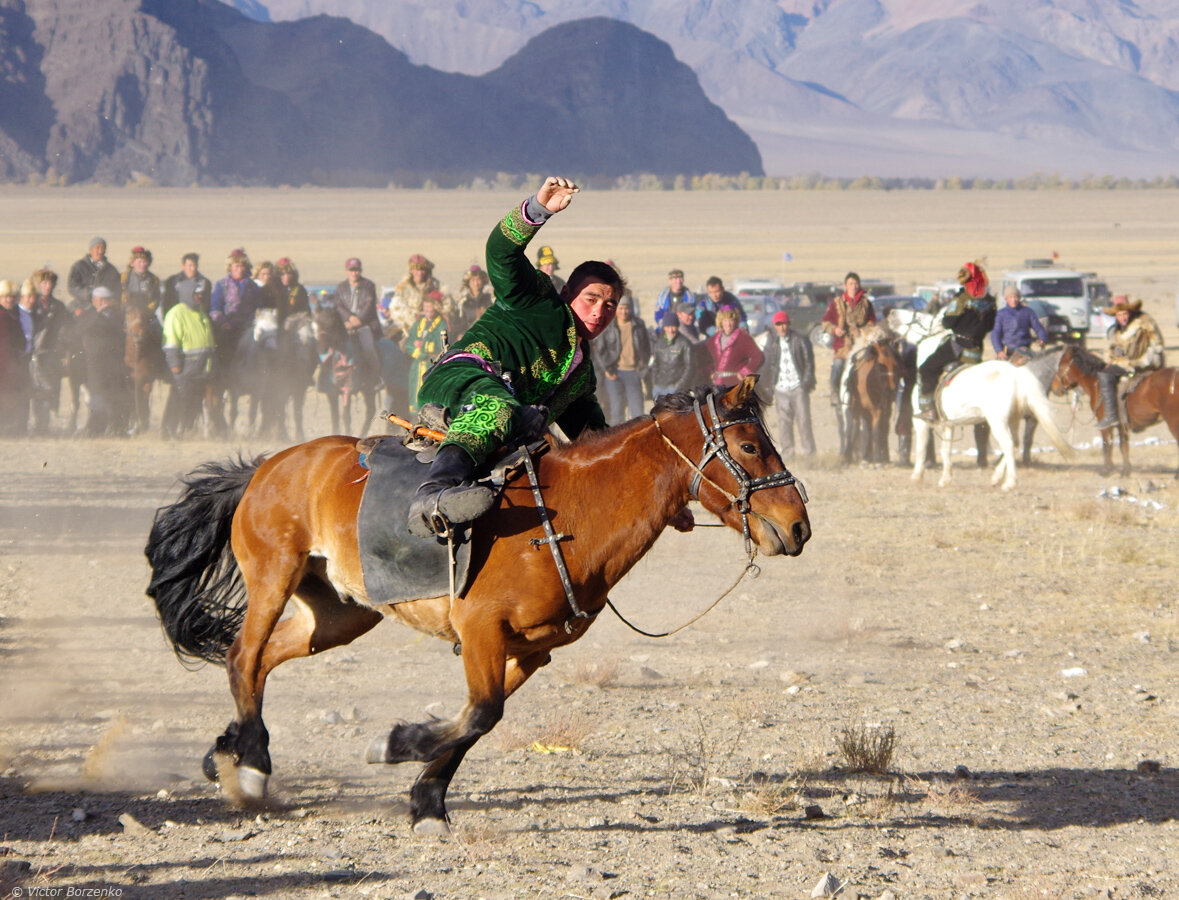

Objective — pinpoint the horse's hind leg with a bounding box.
[408,651,552,834]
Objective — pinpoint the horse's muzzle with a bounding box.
[753,512,810,557]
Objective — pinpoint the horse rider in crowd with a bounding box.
[209,248,260,375]
[991,285,1048,362]
[406,175,622,538]
[757,310,816,459]
[253,260,286,321]
[653,268,695,331]
[275,258,312,324]
[821,271,876,409]
[535,245,565,294]
[122,246,162,316]
[456,264,494,336]
[332,256,382,385]
[382,253,456,338]
[28,268,69,435]
[68,237,123,311]
[592,294,651,424]
[648,308,696,400]
[707,306,763,389]
[1094,295,1165,429]
[916,262,997,421]
[161,278,215,439]
[162,253,212,322]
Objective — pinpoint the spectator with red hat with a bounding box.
[758,310,816,458]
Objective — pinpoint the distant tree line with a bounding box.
[20,169,1179,191]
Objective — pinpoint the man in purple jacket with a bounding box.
[991,285,1048,362]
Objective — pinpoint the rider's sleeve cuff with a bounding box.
[522,196,553,226]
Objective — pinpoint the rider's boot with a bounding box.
[407,444,496,538]
[896,432,912,467]
[1096,378,1120,429]
[916,393,937,422]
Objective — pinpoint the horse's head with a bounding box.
[314,308,344,352]
[1049,345,1082,396]
[654,376,811,558]
[874,340,903,394]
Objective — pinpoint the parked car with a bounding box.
[870,294,927,317]
[1022,298,1082,345]
[734,277,826,342]
[1001,261,1089,345]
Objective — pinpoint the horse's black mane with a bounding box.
[651,383,765,423]
[1070,346,1108,378]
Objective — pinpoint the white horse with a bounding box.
[887,309,1074,490]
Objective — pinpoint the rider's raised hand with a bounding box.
[537,176,579,214]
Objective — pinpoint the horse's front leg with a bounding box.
[408,651,552,834]
[1117,424,1132,476]
[937,424,954,487]
[911,418,929,482]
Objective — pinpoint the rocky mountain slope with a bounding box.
[238,0,1179,176]
[0,0,760,185]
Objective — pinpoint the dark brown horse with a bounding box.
[123,301,168,435]
[145,378,810,833]
[842,337,902,465]
[314,308,378,435]
[1051,345,1179,476]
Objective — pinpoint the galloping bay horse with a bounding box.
[1051,345,1179,476]
[145,377,811,833]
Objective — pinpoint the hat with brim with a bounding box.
[772,311,790,325]
[536,246,558,268]
[1102,295,1141,315]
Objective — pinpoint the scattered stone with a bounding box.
[585,816,607,828]
[117,812,155,838]
[407,889,433,900]
[213,827,257,843]
[1003,649,1022,658]
[567,864,605,882]
[341,706,362,722]
[71,807,89,822]
[945,638,964,651]
[318,709,345,724]
[748,659,770,669]
[1135,631,1151,643]
[1137,760,1162,774]
[803,804,826,820]
[954,764,973,780]
[1060,667,1087,678]
[810,871,843,897]
[639,666,663,681]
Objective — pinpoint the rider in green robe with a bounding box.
[408,177,622,537]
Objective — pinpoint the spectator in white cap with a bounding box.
[67,236,122,310]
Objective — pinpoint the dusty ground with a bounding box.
[1,188,1179,899]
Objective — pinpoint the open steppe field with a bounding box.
[2,187,1179,899]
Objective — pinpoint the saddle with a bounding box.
[929,362,975,421]
[353,406,545,606]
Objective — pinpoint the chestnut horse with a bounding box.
[145,378,810,833]
[123,301,168,435]
[1050,345,1179,476]
[842,339,902,465]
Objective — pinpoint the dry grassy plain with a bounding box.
[2,187,1179,899]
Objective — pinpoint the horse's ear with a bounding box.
[722,375,759,411]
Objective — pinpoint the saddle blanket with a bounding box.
[356,437,473,605]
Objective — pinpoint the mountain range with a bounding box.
[234,0,1179,177]
[0,0,760,185]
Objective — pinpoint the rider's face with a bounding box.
[230,261,248,280]
[1005,292,1020,308]
[845,277,860,295]
[568,279,618,339]
[1115,309,1131,327]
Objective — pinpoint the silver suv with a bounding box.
[1001,261,1089,345]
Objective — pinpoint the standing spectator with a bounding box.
[703,276,746,328]
[210,247,260,377]
[0,280,28,435]
[593,296,650,424]
[758,311,816,458]
[707,307,763,388]
[382,254,456,337]
[161,253,212,322]
[30,268,69,434]
[121,246,161,313]
[536,245,565,293]
[455,265,493,336]
[161,279,215,439]
[333,256,381,384]
[674,301,703,343]
[653,268,695,329]
[67,237,122,309]
[275,258,311,323]
[822,271,876,405]
[992,285,1048,362]
[648,309,695,399]
[401,291,449,412]
[79,286,129,437]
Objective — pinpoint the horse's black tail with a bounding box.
[145,457,263,666]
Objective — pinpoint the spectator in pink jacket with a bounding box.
[706,307,763,388]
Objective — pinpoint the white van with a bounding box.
[1000,261,1089,344]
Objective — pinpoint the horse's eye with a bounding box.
[740,442,757,455]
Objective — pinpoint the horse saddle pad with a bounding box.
[356,437,474,606]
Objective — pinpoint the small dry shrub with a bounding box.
[662,710,747,797]
[837,724,897,775]
[738,773,806,816]
[921,776,982,819]
[571,656,621,688]
[490,709,592,753]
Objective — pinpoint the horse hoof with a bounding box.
[236,765,269,801]
[365,734,391,765]
[202,747,220,783]
[412,816,451,837]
